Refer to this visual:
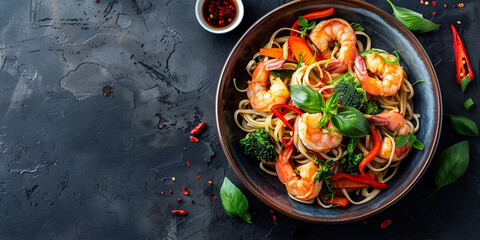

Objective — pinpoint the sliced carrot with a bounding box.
[288,36,316,65]
[324,196,349,207]
[259,48,297,63]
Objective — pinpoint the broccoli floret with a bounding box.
[332,74,367,109]
[340,137,363,174]
[240,129,277,162]
[361,99,382,115]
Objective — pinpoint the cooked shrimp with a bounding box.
[367,111,412,161]
[276,157,320,201]
[247,59,290,112]
[297,113,343,152]
[354,53,405,97]
[309,18,357,72]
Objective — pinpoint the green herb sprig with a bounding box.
[395,132,424,150]
[297,16,315,39]
[386,0,440,33]
[314,159,335,201]
[220,177,252,223]
[350,22,364,31]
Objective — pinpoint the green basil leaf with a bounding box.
[464,98,475,111]
[395,134,410,147]
[271,70,295,77]
[296,54,303,70]
[350,22,364,31]
[412,139,424,150]
[446,114,479,137]
[386,0,440,33]
[331,106,372,137]
[430,141,469,197]
[325,92,338,114]
[318,114,330,128]
[406,133,417,148]
[298,16,308,28]
[411,80,424,86]
[461,75,470,92]
[289,85,324,113]
[220,177,252,223]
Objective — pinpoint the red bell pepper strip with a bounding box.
[290,8,335,37]
[451,25,474,84]
[331,173,388,189]
[270,104,304,131]
[359,125,381,177]
[322,195,349,207]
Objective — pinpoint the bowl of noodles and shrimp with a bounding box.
[215,0,441,223]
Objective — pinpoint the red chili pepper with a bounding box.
[191,122,207,136]
[172,210,187,215]
[196,175,201,181]
[331,173,388,189]
[381,219,392,228]
[451,25,474,85]
[183,187,189,195]
[270,104,304,131]
[209,193,217,202]
[187,161,191,166]
[190,136,199,142]
[290,8,335,37]
[359,126,381,177]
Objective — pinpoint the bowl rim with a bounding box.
[215,0,442,223]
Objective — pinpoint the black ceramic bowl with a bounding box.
[216,0,441,223]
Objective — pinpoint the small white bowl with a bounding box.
[195,0,244,34]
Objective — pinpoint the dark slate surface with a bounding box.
[0,0,478,239]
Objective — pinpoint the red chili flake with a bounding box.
[381,219,392,228]
[432,11,436,16]
[177,198,182,202]
[169,190,173,194]
[444,4,447,8]
[432,1,436,6]
[191,122,207,136]
[183,147,187,151]
[172,210,187,215]
[208,180,213,185]
[161,191,165,196]
[270,210,274,214]
[204,158,207,162]
[183,187,189,196]
[196,176,201,181]
[190,136,199,142]
[159,125,164,129]
[272,215,277,222]
[209,193,217,202]
[187,161,191,166]
[363,220,367,224]
[458,3,464,8]
[144,181,147,185]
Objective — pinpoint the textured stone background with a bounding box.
[0,0,478,239]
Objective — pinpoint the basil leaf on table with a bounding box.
[445,114,479,137]
[386,0,440,33]
[220,177,252,223]
[331,106,372,137]
[289,85,324,113]
[429,141,469,197]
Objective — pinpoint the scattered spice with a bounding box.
[420,0,424,4]
[161,191,165,196]
[425,1,429,5]
[172,210,187,215]
[159,125,164,129]
[187,161,191,166]
[183,187,189,196]
[177,198,182,202]
[208,180,213,185]
[96,0,100,3]
[196,175,201,181]
[270,210,274,214]
[272,215,277,222]
[183,147,187,151]
[172,177,176,182]
[204,158,207,162]
[458,3,464,8]
[432,11,436,16]
[381,219,393,228]
[444,4,447,8]
[170,190,173,194]
[457,21,462,25]
[364,220,367,224]
[209,193,217,202]
[432,1,436,6]
[191,122,207,136]
[192,200,195,204]
[190,136,199,142]
[102,85,114,97]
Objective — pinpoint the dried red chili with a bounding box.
[432,1,436,6]
[272,215,277,222]
[172,210,187,215]
[191,122,207,136]
[190,136,199,142]
[202,0,236,28]
[159,125,164,129]
[209,193,217,202]
[187,161,191,166]
[196,176,201,181]
[183,187,189,196]
[381,219,392,228]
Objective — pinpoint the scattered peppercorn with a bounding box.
[209,193,217,202]
[161,191,165,196]
[170,190,173,194]
[381,219,393,228]
[177,198,182,202]
[192,200,195,204]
